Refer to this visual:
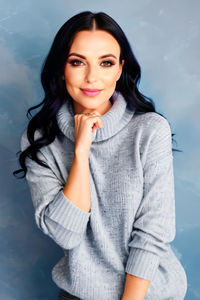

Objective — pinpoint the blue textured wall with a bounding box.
[1,1,200,299]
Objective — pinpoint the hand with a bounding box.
[74,110,104,155]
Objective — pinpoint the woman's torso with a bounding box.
[42,112,187,299]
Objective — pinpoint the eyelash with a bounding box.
[68,59,115,67]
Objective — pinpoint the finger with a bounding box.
[88,114,103,128]
[75,113,103,128]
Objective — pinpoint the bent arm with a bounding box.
[21,130,91,250]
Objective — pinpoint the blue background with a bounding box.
[1,0,199,299]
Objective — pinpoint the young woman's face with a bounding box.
[64,29,124,115]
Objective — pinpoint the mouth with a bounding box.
[80,88,103,97]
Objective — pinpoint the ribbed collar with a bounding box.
[56,91,135,143]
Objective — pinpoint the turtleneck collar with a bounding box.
[56,91,135,143]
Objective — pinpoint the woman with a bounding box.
[13,11,187,300]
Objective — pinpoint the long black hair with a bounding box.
[13,10,181,179]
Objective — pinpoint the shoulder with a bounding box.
[134,111,171,129]
[130,112,172,163]
[132,112,173,165]
[20,129,42,152]
[132,111,172,138]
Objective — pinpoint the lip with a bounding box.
[81,88,103,96]
[81,88,102,92]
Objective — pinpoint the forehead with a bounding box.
[69,30,121,57]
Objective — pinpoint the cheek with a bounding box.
[64,68,83,85]
[103,70,120,84]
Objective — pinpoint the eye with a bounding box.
[67,59,115,67]
[68,59,83,66]
[101,60,115,67]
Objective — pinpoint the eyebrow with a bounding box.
[67,53,117,59]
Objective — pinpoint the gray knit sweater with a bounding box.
[21,91,187,300]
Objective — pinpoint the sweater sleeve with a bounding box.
[125,115,176,281]
[20,130,91,250]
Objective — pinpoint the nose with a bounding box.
[85,65,98,83]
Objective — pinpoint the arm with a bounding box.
[21,130,91,250]
[123,115,176,298]
[121,273,150,300]
[63,151,91,213]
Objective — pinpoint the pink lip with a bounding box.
[81,88,102,92]
[81,88,102,96]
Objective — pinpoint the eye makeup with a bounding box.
[67,59,115,67]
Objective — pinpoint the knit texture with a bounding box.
[21,91,187,300]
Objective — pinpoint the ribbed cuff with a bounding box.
[125,248,160,281]
[45,189,91,234]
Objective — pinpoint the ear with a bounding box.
[117,59,125,81]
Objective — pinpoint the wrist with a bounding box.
[121,295,140,300]
[74,150,89,161]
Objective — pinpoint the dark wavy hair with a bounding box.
[13,10,181,179]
